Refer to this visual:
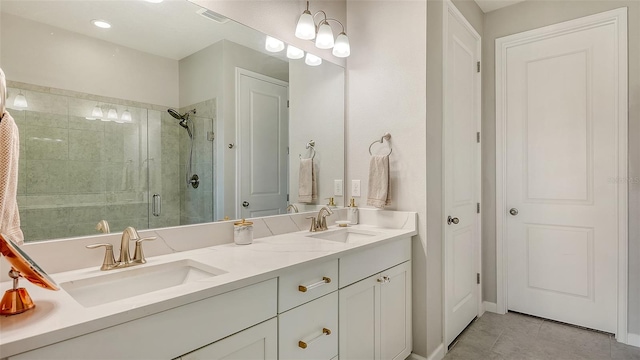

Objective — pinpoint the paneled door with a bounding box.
[237,69,289,218]
[498,9,628,333]
[443,0,481,347]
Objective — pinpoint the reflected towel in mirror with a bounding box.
[298,158,317,203]
[0,111,25,245]
[367,155,391,208]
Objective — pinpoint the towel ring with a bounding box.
[369,133,392,156]
[299,140,316,160]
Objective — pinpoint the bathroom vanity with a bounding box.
[0,210,416,360]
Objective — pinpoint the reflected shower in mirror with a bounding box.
[0,0,345,242]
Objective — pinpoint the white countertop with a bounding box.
[0,222,416,358]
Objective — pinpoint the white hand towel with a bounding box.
[298,158,317,203]
[0,111,24,245]
[366,155,391,208]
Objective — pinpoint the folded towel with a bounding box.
[298,158,317,203]
[367,155,391,208]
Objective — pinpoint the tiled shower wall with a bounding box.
[5,82,217,241]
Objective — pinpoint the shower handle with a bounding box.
[152,194,162,217]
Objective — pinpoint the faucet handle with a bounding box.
[86,243,117,271]
[306,217,318,232]
[132,237,156,264]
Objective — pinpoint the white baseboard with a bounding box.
[407,353,427,360]
[425,343,445,360]
[627,333,640,348]
[483,301,498,313]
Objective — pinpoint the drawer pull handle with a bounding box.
[298,277,331,293]
[377,276,391,283]
[298,328,332,349]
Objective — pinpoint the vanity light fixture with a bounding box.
[120,110,132,123]
[286,45,305,60]
[107,108,118,120]
[13,91,28,109]
[305,53,322,66]
[91,19,112,29]
[294,1,350,57]
[86,103,103,120]
[265,36,285,53]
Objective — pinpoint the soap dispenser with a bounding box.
[347,198,359,225]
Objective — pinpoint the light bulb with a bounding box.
[90,104,103,120]
[315,22,334,49]
[265,36,285,52]
[295,10,316,40]
[305,53,322,66]
[286,45,304,60]
[332,32,350,57]
[13,92,28,109]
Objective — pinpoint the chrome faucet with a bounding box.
[315,206,334,231]
[87,226,156,271]
[286,204,299,213]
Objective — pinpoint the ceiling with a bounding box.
[0,0,277,61]
[474,0,527,13]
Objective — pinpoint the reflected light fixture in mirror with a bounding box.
[294,1,350,57]
[265,36,285,52]
[107,108,118,120]
[305,53,322,66]
[13,92,28,109]
[287,45,304,59]
[121,110,132,122]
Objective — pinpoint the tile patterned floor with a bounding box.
[443,312,640,360]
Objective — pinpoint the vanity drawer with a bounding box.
[278,259,338,313]
[278,292,338,360]
[339,237,411,288]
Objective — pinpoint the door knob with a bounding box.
[242,201,250,208]
[509,208,519,216]
[447,216,459,225]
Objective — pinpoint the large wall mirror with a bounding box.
[0,0,345,242]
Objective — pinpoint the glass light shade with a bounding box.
[91,104,103,119]
[332,32,350,58]
[265,36,285,52]
[121,110,132,122]
[286,45,304,60]
[107,108,118,120]
[305,53,322,66]
[13,93,28,108]
[295,11,316,40]
[315,23,334,49]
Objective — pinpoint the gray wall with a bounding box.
[426,0,484,355]
[481,0,640,335]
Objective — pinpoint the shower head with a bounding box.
[167,108,196,136]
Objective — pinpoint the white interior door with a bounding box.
[500,10,627,333]
[443,1,481,347]
[237,69,289,219]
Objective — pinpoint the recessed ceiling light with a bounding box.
[145,0,164,3]
[91,19,111,29]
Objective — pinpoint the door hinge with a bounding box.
[287,194,289,201]
[477,273,480,284]
[287,147,290,155]
[477,203,480,214]
[287,100,290,108]
[477,61,480,73]
[477,132,480,143]
[207,131,215,141]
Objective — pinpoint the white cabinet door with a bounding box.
[339,274,380,360]
[339,261,412,360]
[380,261,412,360]
[181,318,277,360]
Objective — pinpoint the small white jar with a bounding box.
[233,219,254,245]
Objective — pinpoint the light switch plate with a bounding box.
[334,180,343,196]
[352,180,361,197]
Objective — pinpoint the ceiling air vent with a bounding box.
[196,9,229,24]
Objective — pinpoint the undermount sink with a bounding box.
[307,228,381,243]
[61,259,225,307]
